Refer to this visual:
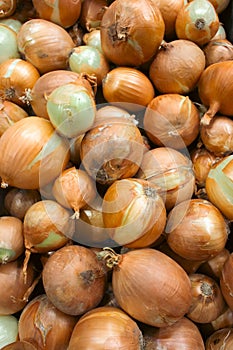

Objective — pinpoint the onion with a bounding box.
[149,39,206,94]
[1,341,37,350]
[0,58,40,106]
[46,81,96,139]
[203,39,233,66]
[205,155,233,220]
[220,253,233,310]
[143,93,200,149]
[102,67,155,111]
[198,61,233,125]
[200,115,233,156]
[166,198,229,261]
[136,147,195,210]
[18,294,77,350]
[98,247,192,327]
[0,216,24,264]
[199,248,230,280]
[32,0,82,28]
[187,273,226,324]
[205,328,233,349]
[175,0,220,46]
[79,0,107,32]
[0,24,20,64]
[0,315,18,349]
[0,18,22,33]
[68,306,143,349]
[52,166,96,218]
[143,317,205,350]
[83,29,103,53]
[100,0,165,66]
[17,19,75,74]
[211,306,233,331]
[42,245,106,315]
[0,117,70,190]
[211,23,226,40]
[102,178,167,248]
[69,46,110,86]
[0,100,28,136]
[204,0,230,14]
[0,0,17,18]
[30,70,81,120]
[4,188,40,220]
[80,117,145,185]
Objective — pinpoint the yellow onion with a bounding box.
[143,93,200,149]
[102,178,166,248]
[102,67,155,112]
[205,328,233,349]
[83,29,103,53]
[187,273,226,324]
[100,0,165,66]
[0,117,70,190]
[32,0,82,28]
[0,18,22,33]
[0,100,28,136]
[0,58,40,106]
[68,306,143,349]
[149,39,206,94]
[0,24,20,64]
[220,253,233,310]
[175,0,220,46]
[79,0,107,31]
[203,39,233,67]
[69,46,110,86]
[42,245,106,315]
[205,155,233,220]
[18,294,77,350]
[80,117,145,185]
[98,247,192,327]
[0,0,17,18]
[136,147,195,210]
[17,19,75,74]
[166,198,229,261]
[46,81,96,138]
[52,166,96,218]
[198,248,230,280]
[198,61,233,125]
[143,317,205,350]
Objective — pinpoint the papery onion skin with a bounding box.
[220,253,233,310]
[205,155,233,220]
[149,39,206,94]
[198,61,233,125]
[106,248,192,327]
[203,39,233,67]
[100,0,165,66]
[166,198,229,261]
[68,306,143,350]
[17,19,75,74]
[42,245,106,316]
[198,248,230,280]
[18,294,77,350]
[0,117,70,190]
[205,328,233,350]
[0,100,28,136]
[143,317,205,350]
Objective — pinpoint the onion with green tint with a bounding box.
[46,81,96,138]
[0,24,20,64]
[0,315,18,348]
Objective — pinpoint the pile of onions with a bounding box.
[100,0,165,66]
[149,39,206,94]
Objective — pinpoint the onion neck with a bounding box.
[201,101,220,126]
[97,247,121,269]
[195,18,206,30]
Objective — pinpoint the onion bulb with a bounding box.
[100,0,165,66]
[98,247,192,327]
[83,29,103,53]
[198,61,233,125]
[201,0,230,14]
[0,315,18,349]
[220,253,233,310]
[0,0,17,18]
[1,341,37,350]
[0,100,28,136]
[149,39,206,94]
[199,248,230,280]
[205,328,233,349]
[68,306,143,350]
[203,39,233,67]
[79,0,107,32]
[0,24,20,64]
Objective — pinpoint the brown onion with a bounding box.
[166,198,229,261]
[52,166,96,218]
[149,39,206,94]
[79,0,107,32]
[143,317,205,350]
[220,253,233,310]
[200,115,233,156]
[68,306,143,349]
[80,117,145,185]
[102,67,155,111]
[98,247,192,327]
[42,245,106,316]
[198,61,233,125]
[0,216,24,264]
[0,58,40,106]
[175,0,220,46]
[17,19,75,74]
[136,147,195,210]
[199,248,230,280]
[100,0,165,66]
[211,306,233,331]
[203,39,233,66]
[143,93,200,149]
[18,294,77,350]
[1,341,37,350]
[32,0,82,28]
[0,117,70,190]
[187,273,226,324]
[0,100,28,136]
[4,188,41,220]
[205,328,233,349]
[0,0,17,18]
